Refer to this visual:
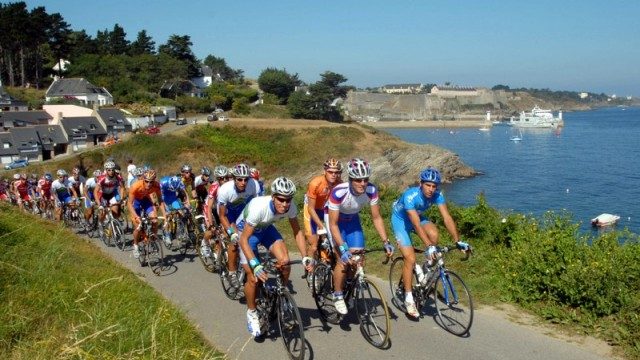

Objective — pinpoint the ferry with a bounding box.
[509,105,564,128]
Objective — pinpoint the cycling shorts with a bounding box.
[238,224,283,265]
[335,213,365,249]
[391,212,429,247]
[133,198,155,217]
[56,194,73,207]
[303,204,325,237]
[18,193,32,202]
[163,196,183,212]
[100,193,121,207]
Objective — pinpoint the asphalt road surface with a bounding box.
[79,220,614,360]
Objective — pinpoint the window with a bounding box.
[3,142,10,149]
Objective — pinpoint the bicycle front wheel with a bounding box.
[277,289,306,360]
[431,270,473,336]
[355,278,391,349]
[219,246,244,300]
[113,221,126,251]
[388,256,418,313]
[311,262,340,325]
[148,236,165,275]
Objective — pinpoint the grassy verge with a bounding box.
[0,204,223,359]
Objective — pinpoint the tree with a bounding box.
[318,70,349,98]
[257,67,300,104]
[67,30,96,61]
[129,30,155,56]
[287,82,341,121]
[108,24,129,55]
[158,34,200,78]
[203,54,243,82]
[47,12,72,77]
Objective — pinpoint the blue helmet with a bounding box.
[167,175,183,192]
[420,167,441,185]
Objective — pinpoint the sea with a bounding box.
[385,106,640,235]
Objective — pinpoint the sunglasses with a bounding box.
[352,178,369,183]
[235,177,248,183]
[144,180,153,184]
[275,196,293,204]
[326,170,342,175]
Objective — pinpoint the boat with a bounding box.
[509,105,564,128]
[510,130,523,142]
[479,126,490,132]
[591,213,621,227]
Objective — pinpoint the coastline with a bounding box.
[363,119,492,129]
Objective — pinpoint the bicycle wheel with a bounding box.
[137,239,147,267]
[113,220,126,251]
[101,221,112,247]
[219,245,244,300]
[388,256,414,312]
[195,237,215,273]
[148,236,165,275]
[355,278,391,349]
[277,289,306,360]
[311,262,340,324]
[431,270,473,336]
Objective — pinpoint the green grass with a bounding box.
[0,204,223,359]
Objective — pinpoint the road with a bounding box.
[85,224,614,360]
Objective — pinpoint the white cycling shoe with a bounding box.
[405,300,420,318]
[247,309,261,337]
[334,296,348,315]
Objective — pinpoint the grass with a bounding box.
[0,204,223,359]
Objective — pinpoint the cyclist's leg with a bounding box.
[264,226,289,280]
[332,217,365,294]
[84,195,93,221]
[110,194,122,219]
[239,232,262,310]
[392,214,419,293]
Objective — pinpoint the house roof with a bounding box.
[0,132,18,156]
[383,84,423,89]
[97,108,131,128]
[434,85,476,91]
[0,111,51,126]
[8,127,41,150]
[34,125,68,150]
[60,116,107,136]
[46,78,110,97]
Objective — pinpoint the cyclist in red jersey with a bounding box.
[200,165,231,257]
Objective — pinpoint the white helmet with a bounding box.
[56,169,67,177]
[214,165,229,178]
[231,163,250,178]
[271,177,296,197]
[104,161,116,170]
[93,169,102,177]
[347,158,371,179]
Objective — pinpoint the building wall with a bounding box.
[44,105,93,124]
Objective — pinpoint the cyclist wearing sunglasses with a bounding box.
[391,167,470,318]
[237,177,313,337]
[51,169,78,221]
[201,165,231,257]
[304,158,343,260]
[217,163,261,286]
[328,158,394,315]
[95,161,125,224]
[128,169,167,259]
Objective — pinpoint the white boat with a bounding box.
[591,213,621,227]
[510,130,523,142]
[509,105,564,128]
[479,126,490,132]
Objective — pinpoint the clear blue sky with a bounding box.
[24,0,640,96]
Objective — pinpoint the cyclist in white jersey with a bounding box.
[217,163,261,286]
[83,170,101,224]
[328,158,394,315]
[51,169,78,221]
[237,177,313,337]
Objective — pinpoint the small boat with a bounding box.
[479,127,490,132]
[510,130,523,142]
[591,213,621,227]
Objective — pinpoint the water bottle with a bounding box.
[415,263,426,285]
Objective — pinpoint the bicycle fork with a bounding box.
[439,270,459,306]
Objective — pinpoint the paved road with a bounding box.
[80,223,614,360]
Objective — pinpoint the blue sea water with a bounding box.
[385,106,640,235]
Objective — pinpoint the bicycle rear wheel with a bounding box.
[195,237,215,272]
[388,256,418,313]
[355,278,391,349]
[311,262,340,324]
[101,221,112,247]
[431,270,473,336]
[219,245,244,300]
[113,221,126,250]
[148,236,165,275]
[277,289,306,360]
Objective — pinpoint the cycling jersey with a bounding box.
[38,178,52,198]
[14,180,29,198]
[194,175,208,193]
[304,175,337,236]
[207,181,221,201]
[236,195,297,264]
[391,186,445,247]
[68,176,85,199]
[160,176,185,211]
[96,174,123,198]
[129,179,161,201]
[328,182,380,249]
[217,178,260,222]
[84,177,97,207]
[51,178,73,205]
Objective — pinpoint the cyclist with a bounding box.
[0,178,9,202]
[83,170,101,224]
[193,166,211,214]
[249,167,265,196]
[68,167,86,203]
[13,174,32,212]
[391,167,470,318]
[51,169,78,221]
[201,165,230,257]
[27,174,40,211]
[128,169,167,259]
[304,158,343,261]
[179,164,196,200]
[126,159,137,189]
[37,173,54,213]
[238,177,313,337]
[328,158,394,315]
[159,174,190,247]
[95,161,125,224]
[217,163,260,287]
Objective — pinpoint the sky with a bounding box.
[22,0,640,96]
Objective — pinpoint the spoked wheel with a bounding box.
[277,289,306,360]
[137,238,148,267]
[355,278,391,349]
[388,257,417,313]
[195,237,216,273]
[113,221,126,251]
[431,270,473,336]
[311,262,340,324]
[147,236,165,275]
[219,245,245,300]
[100,221,112,247]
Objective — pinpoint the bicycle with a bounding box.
[195,223,224,273]
[162,208,197,255]
[99,203,126,250]
[254,258,305,360]
[388,245,474,336]
[137,211,165,275]
[62,198,83,228]
[83,202,99,238]
[218,236,246,300]
[311,248,391,349]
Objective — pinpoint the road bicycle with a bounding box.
[195,223,224,273]
[218,236,246,300]
[311,248,391,349]
[255,258,305,360]
[388,245,474,336]
[162,208,197,255]
[62,198,82,228]
[99,203,126,250]
[137,211,165,275]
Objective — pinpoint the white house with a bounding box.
[380,84,424,94]
[45,78,114,106]
[579,92,589,99]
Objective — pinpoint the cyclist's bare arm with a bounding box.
[218,203,235,234]
[307,197,324,230]
[328,209,345,249]
[205,196,215,227]
[370,204,389,242]
[406,209,436,246]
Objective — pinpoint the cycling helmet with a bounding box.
[133,168,144,177]
[104,161,116,170]
[231,163,250,178]
[214,165,229,178]
[44,173,53,181]
[271,177,296,197]
[167,176,182,191]
[30,173,38,179]
[347,158,371,179]
[56,169,67,177]
[420,167,441,185]
[324,158,343,171]
[249,167,260,180]
[181,164,192,173]
[200,166,211,176]
[13,173,20,180]
[143,169,157,181]
[72,167,80,175]
[20,173,27,179]
[93,169,102,177]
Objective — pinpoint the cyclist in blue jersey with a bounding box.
[391,167,470,318]
[159,175,191,246]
